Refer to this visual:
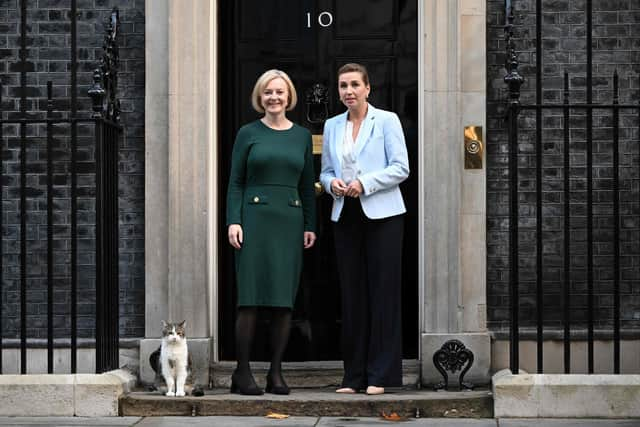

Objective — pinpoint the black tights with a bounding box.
[234,307,257,376]
[235,307,292,388]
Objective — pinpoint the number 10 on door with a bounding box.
[307,11,333,28]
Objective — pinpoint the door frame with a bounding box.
[416,0,425,367]
[212,0,425,363]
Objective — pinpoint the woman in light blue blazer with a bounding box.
[320,63,409,395]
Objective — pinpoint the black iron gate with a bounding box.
[504,0,640,374]
[0,3,121,374]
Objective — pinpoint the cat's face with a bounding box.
[162,320,186,343]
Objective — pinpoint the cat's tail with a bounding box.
[149,346,161,374]
[191,384,205,397]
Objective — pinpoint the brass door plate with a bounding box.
[312,134,323,155]
[464,125,483,169]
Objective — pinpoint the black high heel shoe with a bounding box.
[230,370,263,395]
[265,372,290,395]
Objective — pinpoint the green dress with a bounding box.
[226,120,317,307]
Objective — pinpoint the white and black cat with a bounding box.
[149,320,204,396]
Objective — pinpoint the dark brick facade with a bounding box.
[487,0,640,332]
[0,0,144,339]
[3,0,638,343]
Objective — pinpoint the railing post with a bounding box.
[562,71,571,374]
[586,0,594,375]
[89,8,120,373]
[0,82,3,374]
[534,0,543,374]
[70,0,78,374]
[504,0,524,374]
[19,0,28,375]
[612,71,620,374]
[95,116,105,373]
[108,123,119,371]
[46,81,54,374]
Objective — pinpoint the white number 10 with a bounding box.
[306,11,334,28]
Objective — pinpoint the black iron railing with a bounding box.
[0,3,121,374]
[504,0,640,374]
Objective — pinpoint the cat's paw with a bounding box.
[165,391,175,397]
[175,391,186,397]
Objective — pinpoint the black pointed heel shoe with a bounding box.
[265,372,290,395]
[230,370,263,395]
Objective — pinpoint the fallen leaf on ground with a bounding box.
[381,411,408,421]
[265,412,290,419]
[443,408,459,417]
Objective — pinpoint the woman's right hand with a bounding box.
[228,224,243,249]
[331,178,348,197]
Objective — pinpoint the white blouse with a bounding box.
[342,121,358,184]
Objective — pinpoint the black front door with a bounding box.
[219,0,418,361]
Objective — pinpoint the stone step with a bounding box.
[120,388,493,418]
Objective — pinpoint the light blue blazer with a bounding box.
[320,104,410,222]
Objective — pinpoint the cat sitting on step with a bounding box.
[149,320,204,396]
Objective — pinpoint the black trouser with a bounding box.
[333,197,404,388]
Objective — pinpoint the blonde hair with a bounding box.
[251,69,298,113]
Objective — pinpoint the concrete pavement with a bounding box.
[0,418,639,426]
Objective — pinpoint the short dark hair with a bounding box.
[337,63,370,86]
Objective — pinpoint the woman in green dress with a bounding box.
[226,69,317,395]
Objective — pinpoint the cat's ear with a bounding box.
[179,320,186,328]
[161,320,168,328]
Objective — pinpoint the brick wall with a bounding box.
[0,0,144,340]
[487,0,640,332]
[4,0,637,342]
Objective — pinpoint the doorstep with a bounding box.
[119,388,493,418]
[210,360,421,388]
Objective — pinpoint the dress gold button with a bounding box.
[253,196,259,203]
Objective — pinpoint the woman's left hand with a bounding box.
[345,179,363,198]
[304,231,317,249]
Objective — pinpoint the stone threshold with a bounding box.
[210,359,421,388]
[120,388,493,418]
